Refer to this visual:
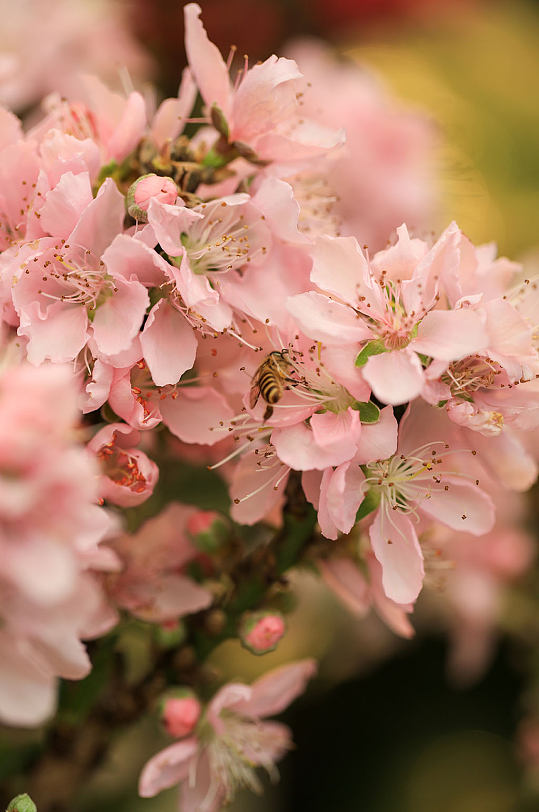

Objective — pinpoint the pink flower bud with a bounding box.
[240,611,286,655]
[162,696,201,739]
[127,173,178,220]
[187,510,228,553]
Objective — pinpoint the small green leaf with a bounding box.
[355,339,387,367]
[355,488,381,522]
[6,793,37,812]
[352,401,380,423]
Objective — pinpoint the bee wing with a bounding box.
[249,381,261,409]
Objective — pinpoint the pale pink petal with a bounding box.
[467,428,538,492]
[369,508,424,604]
[107,91,147,162]
[0,633,56,727]
[180,751,223,812]
[485,298,533,357]
[151,68,197,148]
[231,55,302,140]
[184,3,231,116]
[160,386,233,444]
[140,300,197,386]
[81,358,113,413]
[234,659,317,719]
[256,120,345,162]
[69,178,124,257]
[317,469,338,540]
[91,277,149,356]
[319,558,370,616]
[40,171,93,237]
[19,302,87,364]
[272,421,356,470]
[311,235,368,303]
[139,738,198,797]
[0,107,21,149]
[147,197,203,255]
[417,477,495,535]
[324,460,366,535]
[230,451,288,525]
[251,176,307,244]
[287,291,373,344]
[103,233,170,286]
[402,221,460,314]
[321,344,371,402]
[411,308,489,361]
[131,574,212,622]
[208,683,252,734]
[367,554,415,639]
[5,538,77,605]
[354,405,398,464]
[371,224,428,281]
[310,408,361,456]
[363,349,424,405]
[301,469,323,510]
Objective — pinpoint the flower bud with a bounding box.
[161,692,201,739]
[187,510,228,553]
[239,611,286,655]
[7,795,37,812]
[127,173,178,221]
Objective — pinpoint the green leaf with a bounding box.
[355,339,387,367]
[355,488,381,522]
[6,794,37,812]
[352,401,381,423]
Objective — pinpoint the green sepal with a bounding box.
[352,400,380,423]
[355,339,387,367]
[355,488,381,522]
[6,795,37,812]
[210,103,230,140]
[201,147,229,169]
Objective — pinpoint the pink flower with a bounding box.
[283,39,437,250]
[315,401,495,604]
[288,223,491,406]
[0,363,116,726]
[319,553,415,639]
[87,423,159,507]
[9,174,149,365]
[106,503,213,623]
[183,3,343,163]
[139,659,317,811]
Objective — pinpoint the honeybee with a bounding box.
[249,351,292,420]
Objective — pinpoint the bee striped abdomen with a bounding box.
[259,369,282,404]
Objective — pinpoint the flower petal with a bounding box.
[139,738,198,797]
[369,508,424,604]
[140,300,197,386]
[362,349,424,406]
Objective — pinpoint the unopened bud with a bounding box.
[187,510,228,553]
[240,611,285,655]
[205,608,227,636]
[6,795,37,812]
[127,173,178,221]
[161,692,201,739]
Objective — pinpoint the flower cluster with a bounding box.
[0,3,537,809]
